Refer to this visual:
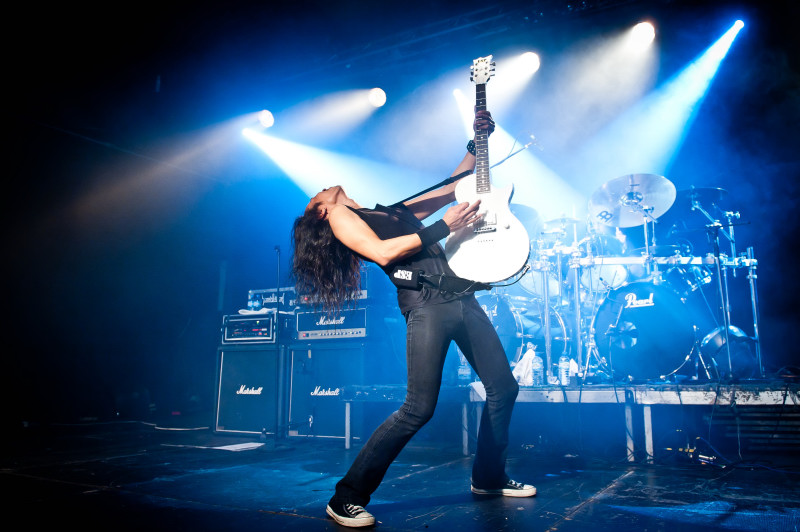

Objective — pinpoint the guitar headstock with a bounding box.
[470,55,495,85]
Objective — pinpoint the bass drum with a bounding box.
[478,294,569,363]
[478,294,524,362]
[590,280,695,382]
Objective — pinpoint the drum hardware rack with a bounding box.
[493,174,764,385]
[519,247,763,384]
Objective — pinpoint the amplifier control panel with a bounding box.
[221,311,277,344]
[296,308,367,340]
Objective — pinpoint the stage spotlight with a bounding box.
[368,88,387,108]
[258,110,274,128]
[519,52,541,74]
[629,22,656,50]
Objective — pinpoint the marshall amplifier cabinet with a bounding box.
[214,346,281,435]
[287,338,407,440]
[288,343,366,439]
[221,311,277,344]
[296,307,368,340]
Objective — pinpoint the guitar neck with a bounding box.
[474,83,490,194]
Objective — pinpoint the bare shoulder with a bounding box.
[328,204,369,234]
[328,203,358,220]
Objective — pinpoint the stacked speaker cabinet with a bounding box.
[288,336,406,440]
[288,341,365,440]
[214,345,284,436]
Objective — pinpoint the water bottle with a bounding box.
[531,352,544,386]
[558,355,571,386]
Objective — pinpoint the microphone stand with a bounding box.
[490,135,539,169]
[274,245,287,440]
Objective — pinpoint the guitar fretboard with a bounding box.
[474,83,490,194]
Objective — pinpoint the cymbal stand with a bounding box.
[707,222,734,379]
[691,197,738,378]
[724,210,741,277]
[746,246,765,377]
[633,205,658,277]
[569,248,583,372]
[532,246,554,383]
[692,199,735,248]
[580,327,609,382]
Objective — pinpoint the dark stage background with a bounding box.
[4,0,798,426]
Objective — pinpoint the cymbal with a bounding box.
[543,216,581,227]
[588,173,676,228]
[674,186,728,210]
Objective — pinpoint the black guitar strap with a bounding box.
[388,170,473,208]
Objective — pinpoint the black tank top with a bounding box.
[348,203,465,313]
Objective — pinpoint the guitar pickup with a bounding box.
[472,211,497,233]
[473,225,497,234]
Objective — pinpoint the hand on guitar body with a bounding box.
[442,199,484,233]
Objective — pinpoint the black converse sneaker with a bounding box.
[471,478,537,497]
[326,501,376,528]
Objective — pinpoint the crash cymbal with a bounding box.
[674,186,728,210]
[588,173,676,228]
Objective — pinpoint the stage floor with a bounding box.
[3,411,799,531]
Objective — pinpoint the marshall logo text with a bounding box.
[310,386,341,397]
[316,316,345,326]
[236,385,264,395]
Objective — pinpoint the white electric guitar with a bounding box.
[445,56,531,283]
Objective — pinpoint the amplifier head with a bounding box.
[221,311,277,344]
[296,308,367,340]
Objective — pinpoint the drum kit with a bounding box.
[480,173,764,384]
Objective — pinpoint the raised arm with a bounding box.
[404,110,495,220]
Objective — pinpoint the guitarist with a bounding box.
[291,109,536,528]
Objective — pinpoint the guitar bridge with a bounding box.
[473,212,497,233]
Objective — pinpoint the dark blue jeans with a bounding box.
[332,295,519,507]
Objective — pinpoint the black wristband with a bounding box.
[466,139,476,155]
[417,219,450,247]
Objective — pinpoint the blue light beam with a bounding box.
[243,128,438,208]
[574,19,745,190]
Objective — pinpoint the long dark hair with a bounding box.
[291,205,362,313]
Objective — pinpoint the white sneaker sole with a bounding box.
[471,485,537,497]
[326,504,376,527]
